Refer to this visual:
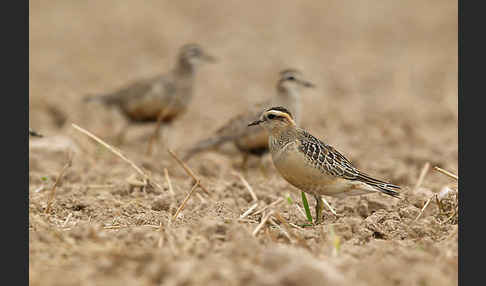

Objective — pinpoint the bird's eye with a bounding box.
[287,76,296,81]
[267,114,276,119]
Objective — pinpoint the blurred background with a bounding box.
[29,0,457,183]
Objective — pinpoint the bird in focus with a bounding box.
[248,106,400,224]
[84,43,216,144]
[182,69,314,168]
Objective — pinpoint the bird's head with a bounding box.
[277,69,315,92]
[248,106,296,132]
[178,43,217,66]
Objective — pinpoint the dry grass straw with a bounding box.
[62,213,73,228]
[253,198,284,216]
[45,151,73,214]
[86,184,116,189]
[250,200,309,248]
[434,166,458,180]
[163,168,177,218]
[414,162,430,192]
[411,162,432,222]
[272,211,309,248]
[322,197,338,216]
[252,211,274,237]
[71,123,164,192]
[172,181,200,221]
[413,197,433,222]
[168,149,210,195]
[239,203,259,219]
[294,203,309,221]
[164,168,175,196]
[195,193,207,204]
[268,217,292,242]
[413,165,458,223]
[103,224,160,230]
[233,172,258,202]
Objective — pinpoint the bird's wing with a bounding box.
[182,100,270,160]
[84,74,169,106]
[297,129,400,197]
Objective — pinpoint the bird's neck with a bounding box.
[277,85,298,98]
[173,58,196,79]
[275,87,301,123]
[268,126,298,152]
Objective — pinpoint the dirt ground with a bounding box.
[29,1,458,285]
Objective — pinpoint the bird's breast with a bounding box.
[272,145,340,194]
[122,94,186,122]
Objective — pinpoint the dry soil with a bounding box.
[29,1,458,285]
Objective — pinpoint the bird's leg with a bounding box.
[115,122,130,146]
[314,194,325,225]
[258,155,271,179]
[152,118,169,143]
[160,123,170,149]
[146,108,169,155]
[240,153,249,174]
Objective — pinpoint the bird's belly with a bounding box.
[274,151,327,189]
[273,151,353,197]
[123,97,185,122]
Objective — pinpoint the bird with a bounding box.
[182,69,314,167]
[84,43,216,144]
[248,106,400,224]
[29,128,43,137]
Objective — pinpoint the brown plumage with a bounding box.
[182,69,314,162]
[84,43,216,124]
[249,106,401,223]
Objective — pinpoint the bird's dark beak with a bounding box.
[248,119,263,127]
[301,80,315,88]
[203,53,218,63]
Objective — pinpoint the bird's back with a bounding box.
[233,92,300,154]
[182,75,302,160]
[84,74,191,122]
[271,128,400,198]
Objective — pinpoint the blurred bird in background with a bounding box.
[84,43,217,148]
[182,69,314,169]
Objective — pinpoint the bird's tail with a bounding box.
[357,172,401,198]
[182,135,236,161]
